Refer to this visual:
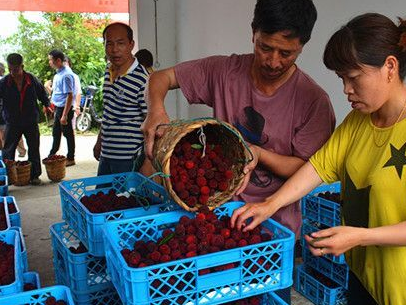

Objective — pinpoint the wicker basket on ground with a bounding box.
[153,118,252,212]
[42,156,66,182]
[4,159,17,185]
[15,161,31,186]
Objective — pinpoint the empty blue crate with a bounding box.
[103,201,295,305]
[0,229,23,297]
[3,197,20,228]
[50,222,112,292]
[295,264,347,305]
[302,247,348,289]
[23,271,41,291]
[0,285,75,305]
[302,182,341,228]
[0,199,11,232]
[0,175,8,197]
[59,171,177,256]
[301,220,346,265]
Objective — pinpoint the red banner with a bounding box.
[0,0,128,13]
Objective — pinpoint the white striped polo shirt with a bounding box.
[101,59,149,160]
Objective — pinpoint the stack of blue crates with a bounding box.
[295,182,349,305]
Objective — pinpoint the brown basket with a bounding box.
[153,118,252,211]
[4,159,17,185]
[43,157,67,182]
[15,162,31,186]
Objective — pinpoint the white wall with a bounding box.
[131,0,406,123]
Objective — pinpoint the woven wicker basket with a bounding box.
[15,162,31,186]
[153,118,252,212]
[43,157,67,182]
[4,159,17,185]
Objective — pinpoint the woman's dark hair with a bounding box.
[135,49,153,68]
[103,22,133,42]
[49,49,65,62]
[323,13,406,81]
[251,0,317,45]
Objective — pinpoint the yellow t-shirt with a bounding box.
[310,110,406,305]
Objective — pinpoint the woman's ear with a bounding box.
[385,55,398,83]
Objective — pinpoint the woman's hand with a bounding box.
[230,200,278,231]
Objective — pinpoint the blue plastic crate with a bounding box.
[301,220,346,265]
[103,201,295,305]
[0,229,23,296]
[71,284,122,305]
[0,161,6,176]
[0,176,7,197]
[23,272,41,290]
[59,172,177,257]
[10,227,28,273]
[302,182,341,228]
[263,292,289,305]
[3,197,20,228]
[302,247,348,289]
[0,199,10,232]
[50,222,112,293]
[0,285,75,305]
[295,264,347,305]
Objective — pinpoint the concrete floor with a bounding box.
[9,135,312,305]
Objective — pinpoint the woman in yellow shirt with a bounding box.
[231,13,406,305]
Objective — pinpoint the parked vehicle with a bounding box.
[76,85,102,132]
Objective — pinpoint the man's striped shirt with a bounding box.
[101,59,148,160]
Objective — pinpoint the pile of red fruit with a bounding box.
[0,204,7,230]
[7,201,17,214]
[43,155,66,163]
[306,267,338,288]
[80,189,153,213]
[44,296,67,305]
[69,242,87,254]
[15,161,30,167]
[170,135,236,208]
[318,191,342,205]
[121,207,273,270]
[0,241,15,286]
[23,282,37,291]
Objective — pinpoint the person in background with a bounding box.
[93,23,151,176]
[0,63,6,149]
[231,13,406,305]
[0,53,52,185]
[48,49,76,166]
[135,49,154,74]
[64,56,82,129]
[142,0,335,302]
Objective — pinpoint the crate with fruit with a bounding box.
[295,264,347,305]
[42,155,67,182]
[0,199,10,232]
[3,197,20,228]
[0,229,23,296]
[301,182,342,228]
[103,201,294,305]
[22,271,40,292]
[59,171,177,256]
[0,176,8,196]
[153,118,252,212]
[0,285,75,305]
[9,227,29,273]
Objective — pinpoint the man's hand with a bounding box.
[141,109,170,160]
[235,145,260,195]
[60,115,68,125]
[93,138,101,161]
[74,107,81,116]
[43,106,53,115]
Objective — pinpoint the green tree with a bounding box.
[2,12,109,112]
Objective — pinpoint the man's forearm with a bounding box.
[252,145,306,179]
[63,93,73,117]
[148,68,179,111]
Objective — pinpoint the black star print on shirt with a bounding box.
[343,172,371,228]
[383,143,406,179]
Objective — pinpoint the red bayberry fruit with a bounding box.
[200,186,210,195]
[185,160,195,169]
[218,181,228,191]
[224,170,233,179]
[185,235,197,245]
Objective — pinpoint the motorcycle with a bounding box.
[76,85,102,132]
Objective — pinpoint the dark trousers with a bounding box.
[49,106,75,160]
[348,271,378,305]
[3,123,41,179]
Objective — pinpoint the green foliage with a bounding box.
[1,13,109,111]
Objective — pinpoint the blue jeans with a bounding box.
[97,156,134,176]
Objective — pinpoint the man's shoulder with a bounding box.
[294,68,330,101]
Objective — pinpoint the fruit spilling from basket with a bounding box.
[80,189,153,213]
[15,161,30,167]
[120,207,273,269]
[170,137,236,208]
[43,155,66,163]
[0,241,15,285]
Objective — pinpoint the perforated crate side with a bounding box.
[104,201,295,305]
[10,227,28,272]
[0,285,75,305]
[0,230,23,296]
[50,222,111,292]
[71,284,122,305]
[3,196,20,228]
[0,175,8,196]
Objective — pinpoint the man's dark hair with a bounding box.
[102,22,133,42]
[6,53,23,66]
[49,49,65,62]
[135,49,153,68]
[251,0,317,45]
